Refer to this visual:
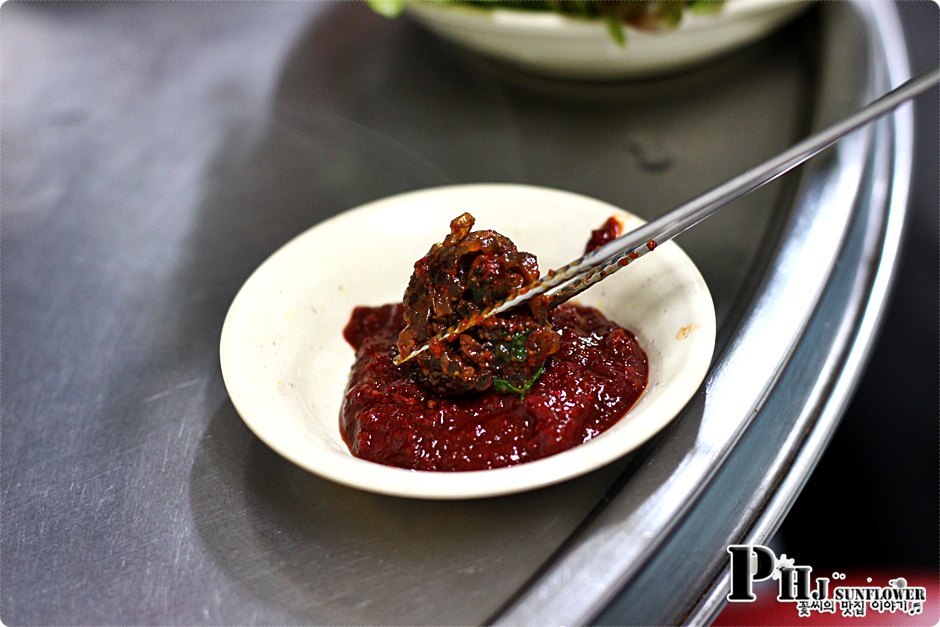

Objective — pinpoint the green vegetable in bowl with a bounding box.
[366,0,724,45]
[368,0,407,17]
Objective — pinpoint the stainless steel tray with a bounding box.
[0,1,914,624]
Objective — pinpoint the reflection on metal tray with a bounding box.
[0,1,911,624]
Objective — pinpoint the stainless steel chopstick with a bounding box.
[395,65,939,365]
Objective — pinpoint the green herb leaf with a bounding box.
[493,379,524,396]
[688,0,724,15]
[492,362,546,399]
[367,0,406,18]
[524,363,546,392]
[508,331,532,362]
[603,16,626,46]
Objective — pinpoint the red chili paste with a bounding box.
[340,302,648,471]
[584,216,623,253]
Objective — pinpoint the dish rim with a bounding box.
[219,184,717,499]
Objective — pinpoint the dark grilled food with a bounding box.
[397,213,560,395]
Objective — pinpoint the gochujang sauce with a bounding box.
[583,216,623,253]
[339,214,648,471]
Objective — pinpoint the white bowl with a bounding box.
[220,184,715,499]
[404,0,811,80]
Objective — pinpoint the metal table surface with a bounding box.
[0,1,921,624]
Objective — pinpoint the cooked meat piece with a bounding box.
[397,213,560,395]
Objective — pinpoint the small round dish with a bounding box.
[404,0,811,80]
[220,184,715,499]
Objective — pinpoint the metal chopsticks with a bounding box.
[395,65,939,365]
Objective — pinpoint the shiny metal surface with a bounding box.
[0,1,914,625]
[511,3,919,624]
[495,2,884,623]
[686,2,918,622]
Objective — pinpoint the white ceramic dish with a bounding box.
[220,184,715,499]
[404,0,811,80]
